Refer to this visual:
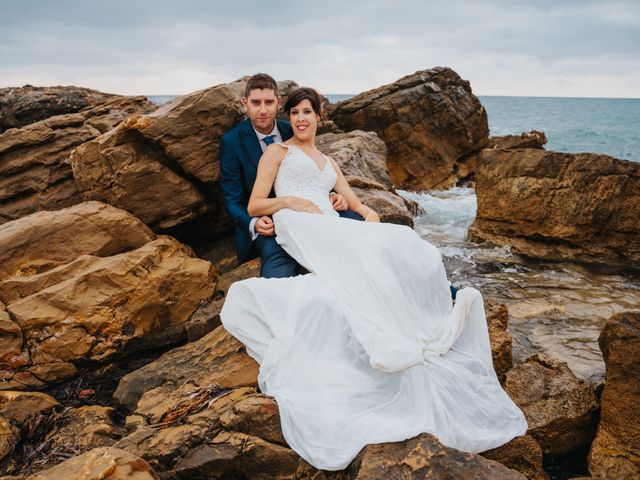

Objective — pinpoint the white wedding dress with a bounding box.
[220,144,527,470]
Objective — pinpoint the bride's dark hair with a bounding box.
[283,87,324,119]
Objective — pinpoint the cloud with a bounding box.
[0,0,638,97]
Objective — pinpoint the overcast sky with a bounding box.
[1,0,639,97]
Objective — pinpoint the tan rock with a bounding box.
[113,326,258,414]
[0,414,20,461]
[0,96,155,225]
[25,446,159,479]
[0,306,28,372]
[504,354,598,455]
[218,393,285,446]
[486,300,514,383]
[0,201,155,279]
[45,406,123,452]
[330,67,489,190]
[0,85,116,132]
[173,430,299,480]
[0,391,60,424]
[215,258,261,295]
[469,149,640,268]
[315,130,413,226]
[588,311,640,479]
[1,235,215,384]
[487,131,547,150]
[482,434,546,480]
[349,432,526,479]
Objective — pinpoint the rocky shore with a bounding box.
[0,68,638,479]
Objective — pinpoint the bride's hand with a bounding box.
[285,196,323,214]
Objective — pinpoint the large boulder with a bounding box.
[469,149,640,268]
[0,85,116,133]
[0,96,155,225]
[316,130,414,226]
[330,67,489,190]
[588,311,640,479]
[504,354,598,455]
[0,202,216,386]
[349,433,526,479]
[69,78,296,235]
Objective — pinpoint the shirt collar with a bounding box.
[253,122,280,140]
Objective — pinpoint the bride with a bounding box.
[220,87,527,471]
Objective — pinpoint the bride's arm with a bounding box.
[248,145,322,217]
[329,158,380,222]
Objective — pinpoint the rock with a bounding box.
[23,446,159,479]
[69,78,256,233]
[469,150,640,268]
[0,391,60,424]
[0,203,216,386]
[351,187,414,226]
[184,298,224,342]
[0,201,155,279]
[588,311,640,479]
[218,393,285,446]
[315,130,414,226]
[0,85,116,132]
[113,326,258,414]
[173,430,299,480]
[0,96,155,225]
[46,406,123,451]
[215,259,261,297]
[0,414,19,461]
[0,305,29,373]
[481,434,546,480]
[504,354,598,455]
[330,67,489,190]
[487,131,547,150]
[486,300,514,383]
[349,432,526,479]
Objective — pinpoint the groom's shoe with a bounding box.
[450,285,458,300]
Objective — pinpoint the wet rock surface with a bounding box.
[481,434,546,480]
[588,311,640,479]
[331,67,489,190]
[469,149,640,269]
[504,354,598,456]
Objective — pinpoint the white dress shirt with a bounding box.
[249,123,283,239]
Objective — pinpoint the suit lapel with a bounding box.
[240,120,263,170]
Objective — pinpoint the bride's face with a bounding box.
[289,99,320,141]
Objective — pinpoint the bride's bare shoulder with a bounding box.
[261,143,289,165]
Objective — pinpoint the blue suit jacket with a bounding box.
[220,118,294,263]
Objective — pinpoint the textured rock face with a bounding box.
[0,96,155,225]
[485,300,514,383]
[330,67,489,190]
[0,391,60,424]
[0,414,19,461]
[24,446,159,480]
[316,130,414,226]
[469,149,640,268]
[504,354,598,455]
[588,312,640,479]
[0,85,116,133]
[0,202,216,386]
[70,80,251,233]
[481,435,545,480]
[349,433,526,479]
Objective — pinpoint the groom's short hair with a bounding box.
[245,73,278,97]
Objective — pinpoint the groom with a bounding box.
[220,73,363,278]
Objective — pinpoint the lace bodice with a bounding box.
[274,144,338,217]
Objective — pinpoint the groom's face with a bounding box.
[242,88,281,135]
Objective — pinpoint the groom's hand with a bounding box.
[255,216,275,236]
[330,193,348,211]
